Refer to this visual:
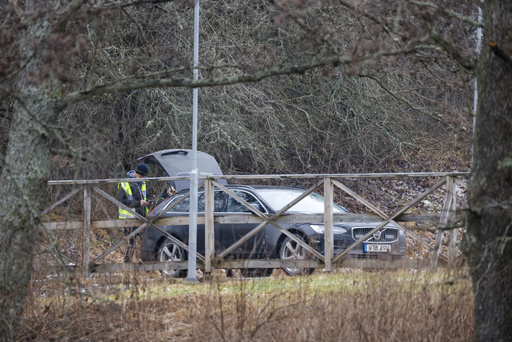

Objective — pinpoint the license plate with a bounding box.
[364,244,391,252]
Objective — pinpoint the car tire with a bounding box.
[158,239,186,278]
[279,234,314,276]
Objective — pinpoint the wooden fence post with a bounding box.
[446,177,458,266]
[324,177,333,272]
[432,176,456,267]
[82,185,91,276]
[204,179,215,273]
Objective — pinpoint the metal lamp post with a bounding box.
[186,0,200,282]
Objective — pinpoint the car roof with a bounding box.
[138,149,227,191]
[224,184,307,191]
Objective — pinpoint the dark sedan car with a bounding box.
[140,184,406,277]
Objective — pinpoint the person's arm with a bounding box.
[118,183,141,208]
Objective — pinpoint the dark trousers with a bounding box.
[124,227,137,263]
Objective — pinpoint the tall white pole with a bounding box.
[187,0,200,281]
[472,2,483,168]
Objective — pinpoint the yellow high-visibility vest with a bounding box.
[118,181,148,218]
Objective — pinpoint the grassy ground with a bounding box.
[20,267,473,341]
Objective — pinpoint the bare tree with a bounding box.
[463,1,512,340]
[0,0,509,340]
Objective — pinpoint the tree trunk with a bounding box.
[0,2,63,339]
[464,1,512,341]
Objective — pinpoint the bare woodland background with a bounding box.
[1,1,473,179]
[1,1,511,341]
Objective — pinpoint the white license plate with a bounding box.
[364,244,391,252]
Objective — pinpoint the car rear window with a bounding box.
[254,188,347,213]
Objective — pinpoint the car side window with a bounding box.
[227,190,265,213]
[197,193,206,212]
[168,191,225,213]
[214,191,226,212]
[198,192,225,212]
[170,196,190,212]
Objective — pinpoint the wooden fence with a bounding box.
[42,172,468,276]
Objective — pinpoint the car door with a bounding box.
[217,189,269,259]
[197,190,226,255]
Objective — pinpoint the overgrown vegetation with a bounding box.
[20,269,473,341]
[14,0,472,180]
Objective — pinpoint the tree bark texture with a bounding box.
[464,1,512,341]
[0,2,63,339]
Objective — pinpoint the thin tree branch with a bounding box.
[359,73,456,130]
[120,7,153,58]
[92,0,178,11]
[430,31,476,70]
[408,0,484,28]
[63,44,433,105]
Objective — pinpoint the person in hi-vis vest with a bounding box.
[118,163,149,263]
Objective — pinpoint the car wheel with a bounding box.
[158,239,186,278]
[279,234,314,276]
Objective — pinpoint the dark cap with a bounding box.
[135,163,149,176]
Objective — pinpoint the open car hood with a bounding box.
[138,149,227,191]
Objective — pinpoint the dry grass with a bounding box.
[19,268,473,341]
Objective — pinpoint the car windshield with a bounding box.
[254,188,348,213]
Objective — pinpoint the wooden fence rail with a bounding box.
[42,172,468,276]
